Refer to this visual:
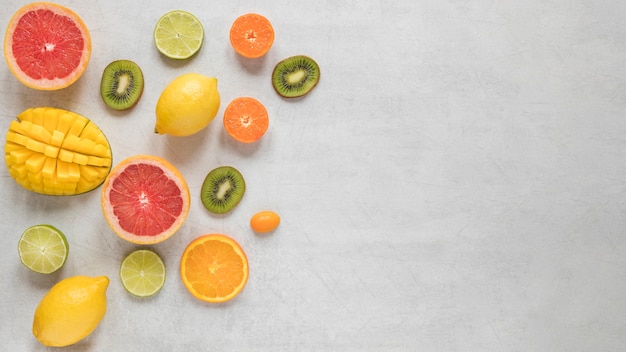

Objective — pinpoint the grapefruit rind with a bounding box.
[101,155,190,245]
[4,2,91,90]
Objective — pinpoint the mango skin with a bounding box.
[4,107,112,195]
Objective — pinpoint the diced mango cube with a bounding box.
[87,156,110,167]
[25,138,46,153]
[58,149,75,163]
[42,157,56,179]
[79,165,100,181]
[61,135,80,150]
[68,163,81,183]
[56,160,70,182]
[44,145,59,158]
[75,138,97,154]
[30,182,44,193]
[56,112,76,134]
[27,169,43,186]
[50,130,65,147]
[43,108,59,133]
[59,182,77,195]
[25,123,52,144]
[80,122,99,141]
[30,108,45,126]
[9,148,34,164]
[20,120,32,132]
[67,116,88,137]
[95,133,109,146]
[4,142,23,153]
[9,120,24,133]
[9,162,28,179]
[6,131,29,147]
[72,152,89,165]
[25,153,46,173]
[91,143,111,157]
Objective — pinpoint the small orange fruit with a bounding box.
[4,2,91,90]
[250,211,280,233]
[180,234,249,303]
[223,97,269,143]
[101,155,190,245]
[229,13,274,59]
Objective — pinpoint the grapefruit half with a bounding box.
[101,155,190,245]
[4,2,91,90]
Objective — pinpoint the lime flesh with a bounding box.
[154,10,204,59]
[120,249,166,297]
[18,224,68,274]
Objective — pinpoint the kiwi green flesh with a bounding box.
[272,55,320,98]
[201,166,246,214]
[100,60,144,111]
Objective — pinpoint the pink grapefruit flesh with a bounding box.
[101,155,190,245]
[4,2,91,90]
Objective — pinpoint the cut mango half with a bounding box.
[5,107,112,195]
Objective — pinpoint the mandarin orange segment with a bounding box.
[223,97,269,143]
[180,234,249,303]
[229,13,274,59]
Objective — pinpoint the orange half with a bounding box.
[4,2,91,90]
[229,13,274,59]
[223,97,269,143]
[180,234,249,303]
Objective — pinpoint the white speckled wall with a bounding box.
[1,0,625,350]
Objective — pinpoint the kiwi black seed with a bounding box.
[100,60,144,111]
[200,166,246,214]
[271,55,320,98]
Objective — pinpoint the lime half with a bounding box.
[18,224,68,274]
[120,249,166,297]
[154,10,204,59]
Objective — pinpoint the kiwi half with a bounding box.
[100,60,144,110]
[271,55,320,98]
[201,166,246,214]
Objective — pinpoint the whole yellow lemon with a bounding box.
[32,275,109,347]
[155,73,220,136]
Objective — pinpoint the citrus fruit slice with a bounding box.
[101,155,190,245]
[120,249,166,297]
[229,13,274,58]
[223,97,269,143]
[18,224,68,274]
[4,2,91,90]
[154,10,204,59]
[180,234,249,303]
[5,107,113,196]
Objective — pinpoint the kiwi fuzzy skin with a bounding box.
[271,55,320,98]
